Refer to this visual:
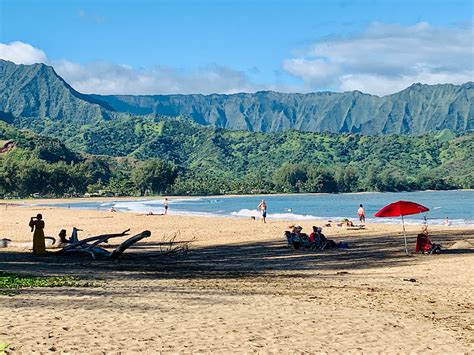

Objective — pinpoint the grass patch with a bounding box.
[0,342,9,355]
[0,272,98,295]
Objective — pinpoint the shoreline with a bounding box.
[3,190,473,227]
[1,188,472,205]
[10,204,474,227]
[1,204,472,244]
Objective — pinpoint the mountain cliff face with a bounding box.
[0,59,113,126]
[1,60,472,134]
[93,83,473,134]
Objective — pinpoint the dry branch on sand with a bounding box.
[156,232,194,256]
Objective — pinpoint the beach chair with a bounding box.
[284,231,293,247]
[58,229,151,259]
[290,234,303,249]
[415,234,441,255]
[311,234,329,250]
[300,234,312,249]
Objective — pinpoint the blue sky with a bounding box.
[1,0,473,95]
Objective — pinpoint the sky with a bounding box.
[0,0,473,96]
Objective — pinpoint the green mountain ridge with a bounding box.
[1,59,472,135]
[92,82,474,134]
[0,60,114,126]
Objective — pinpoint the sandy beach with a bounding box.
[1,202,473,353]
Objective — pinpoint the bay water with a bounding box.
[42,190,473,226]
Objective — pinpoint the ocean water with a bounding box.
[41,190,474,226]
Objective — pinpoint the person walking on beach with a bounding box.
[258,199,267,223]
[164,198,169,215]
[29,213,46,255]
[358,204,366,223]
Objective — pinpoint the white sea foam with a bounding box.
[118,197,204,208]
[230,209,261,217]
[231,209,328,221]
[112,201,150,211]
[228,210,473,226]
[365,217,473,226]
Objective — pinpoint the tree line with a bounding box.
[0,119,472,198]
[1,154,469,198]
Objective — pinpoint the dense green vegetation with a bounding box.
[0,272,97,296]
[1,119,472,197]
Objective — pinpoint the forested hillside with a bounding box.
[1,119,472,197]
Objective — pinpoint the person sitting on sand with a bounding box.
[29,214,46,255]
[310,226,327,246]
[288,225,302,235]
[286,225,304,249]
[110,207,117,212]
[309,226,318,242]
[57,229,70,247]
[416,230,441,254]
[313,226,341,249]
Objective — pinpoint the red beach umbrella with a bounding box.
[375,200,430,254]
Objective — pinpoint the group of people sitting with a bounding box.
[284,225,347,250]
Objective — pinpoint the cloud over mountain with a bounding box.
[283,22,474,96]
[53,60,265,95]
[0,41,48,65]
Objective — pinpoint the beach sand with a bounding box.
[1,202,473,353]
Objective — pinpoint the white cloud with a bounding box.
[53,60,268,95]
[0,41,276,95]
[283,22,474,96]
[0,41,48,65]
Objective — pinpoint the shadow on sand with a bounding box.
[1,229,472,283]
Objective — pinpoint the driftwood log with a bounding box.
[53,228,151,259]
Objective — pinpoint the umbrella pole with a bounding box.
[402,215,408,254]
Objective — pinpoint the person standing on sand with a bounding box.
[257,199,267,223]
[358,204,366,223]
[29,213,46,255]
[164,198,169,215]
